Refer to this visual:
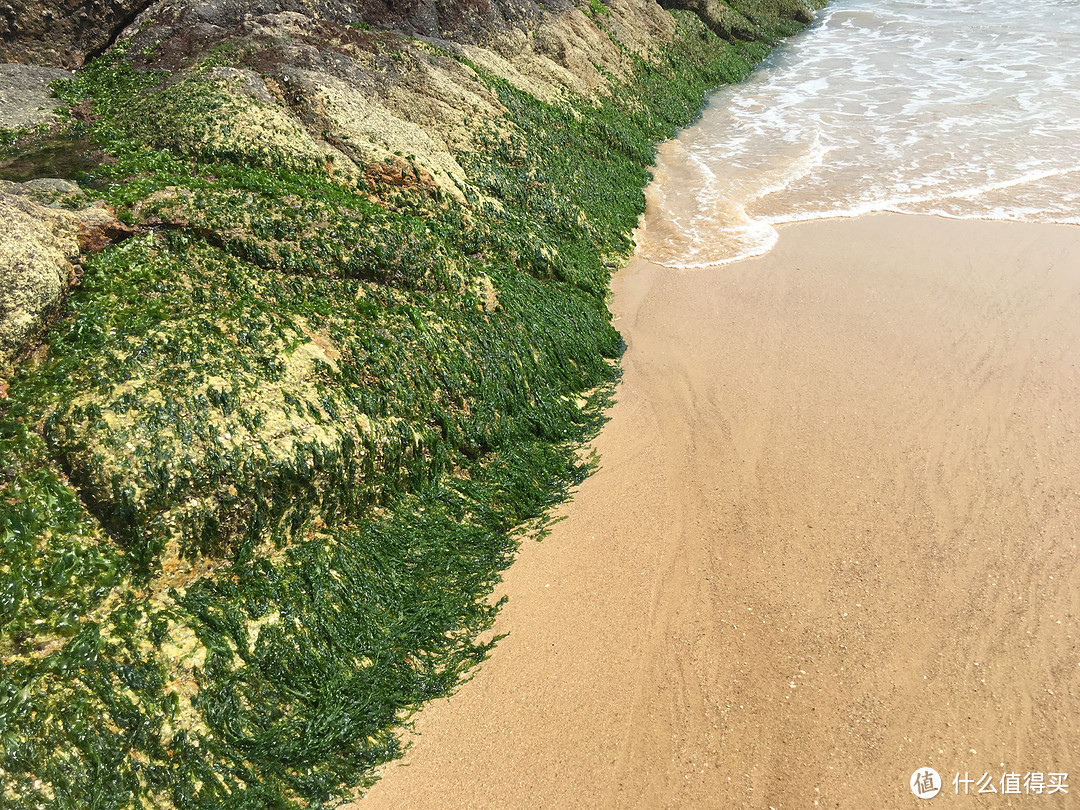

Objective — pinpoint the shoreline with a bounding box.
[635,209,1080,272]
[357,213,1080,808]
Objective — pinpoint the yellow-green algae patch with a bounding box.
[104,66,362,180]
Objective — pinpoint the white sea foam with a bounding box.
[636,0,1080,268]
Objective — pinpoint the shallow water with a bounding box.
[0,137,104,183]
[638,0,1080,268]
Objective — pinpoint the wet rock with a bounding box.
[656,0,816,41]
[74,210,137,253]
[0,64,71,129]
[0,134,112,183]
[656,0,757,40]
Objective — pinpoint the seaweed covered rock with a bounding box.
[108,65,363,177]
[657,0,816,40]
[0,185,124,372]
[0,0,824,805]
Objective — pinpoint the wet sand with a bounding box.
[355,214,1080,808]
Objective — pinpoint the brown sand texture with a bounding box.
[356,214,1080,808]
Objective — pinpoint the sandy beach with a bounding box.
[356,214,1080,808]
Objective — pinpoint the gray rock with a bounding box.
[0,64,71,130]
[1,176,87,206]
[18,177,83,196]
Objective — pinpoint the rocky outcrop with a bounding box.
[1,0,814,71]
[120,0,673,96]
[0,0,665,70]
[0,0,686,369]
[18,0,676,204]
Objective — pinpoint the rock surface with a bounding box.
[0,194,81,371]
[0,63,70,128]
[0,0,153,68]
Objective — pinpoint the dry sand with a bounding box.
[355,214,1080,808]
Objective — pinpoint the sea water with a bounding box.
[637,0,1080,268]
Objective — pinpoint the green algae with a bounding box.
[0,9,813,808]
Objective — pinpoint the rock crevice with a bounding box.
[0,0,156,68]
